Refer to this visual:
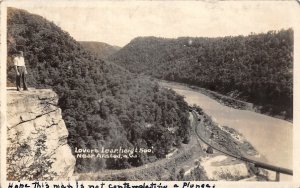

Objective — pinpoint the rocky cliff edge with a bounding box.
[7,88,75,180]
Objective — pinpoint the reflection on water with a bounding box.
[161,82,293,181]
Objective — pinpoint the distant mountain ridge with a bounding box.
[109,31,293,120]
[80,41,121,59]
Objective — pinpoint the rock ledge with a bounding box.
[7,88,75,180]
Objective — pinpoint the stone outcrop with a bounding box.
[7,88,75,180]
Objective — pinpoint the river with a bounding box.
[159,81,293,181]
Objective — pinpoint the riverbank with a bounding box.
[190,108,268,181]
[158,80,292,122]
[160,81,292,181]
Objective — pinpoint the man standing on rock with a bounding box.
[14,51,28,91]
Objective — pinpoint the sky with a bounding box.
[7,1,300,47]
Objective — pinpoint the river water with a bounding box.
[160,81,293,181]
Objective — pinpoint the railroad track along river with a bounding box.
[191,110,292,181]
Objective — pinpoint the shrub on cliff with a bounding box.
[7,131,57,180]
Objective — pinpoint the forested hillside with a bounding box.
[109,31,293,120]
[7,8,191,172]
[79,41,120,59]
